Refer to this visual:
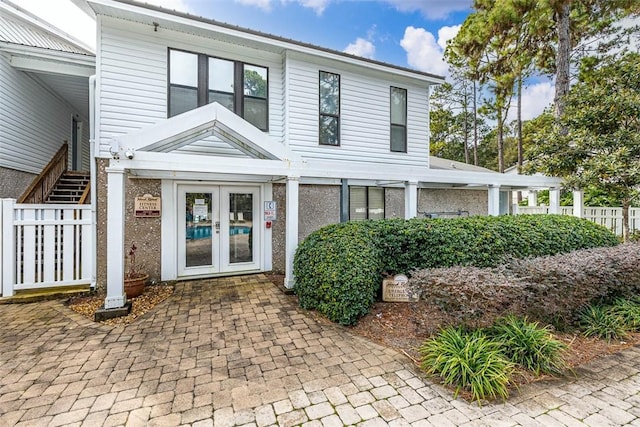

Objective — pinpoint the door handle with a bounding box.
[215,221,220,234]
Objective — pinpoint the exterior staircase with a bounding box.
[18,143,90,204]
[46,171,90,204]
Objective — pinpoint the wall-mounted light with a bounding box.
[153,22,159,32]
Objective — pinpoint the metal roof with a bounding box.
[430,156,497,173]
[0,0,93,55]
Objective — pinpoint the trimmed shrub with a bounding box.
[293,222,382,325]
[419,328,512,402]
[293,215,618,325]
[409,243,640,328]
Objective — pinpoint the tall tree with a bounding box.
[528,53,640,241]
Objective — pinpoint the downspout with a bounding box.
[89,74,97,290]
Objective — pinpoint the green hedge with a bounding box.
[293,215,618,325]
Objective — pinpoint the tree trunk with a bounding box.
[463,86,470,164]
[554,1,571,120]
[473,80,479,166]
[517,76,523,203]
[622,200,630,242]
[497,107,504,173]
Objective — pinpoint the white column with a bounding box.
[404,181,418,219]
[105,168,127,309]
[488,185,500,216]
[573,190,584,218]
[549,188,561,214]
[284,176,299,289]
[2,199,16,297]
[527,190,538,207]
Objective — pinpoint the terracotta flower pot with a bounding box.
[124,274,148,299]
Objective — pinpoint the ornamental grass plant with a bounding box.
[580,304,630,341]
[488,315,568,375]
[419,328,513,402]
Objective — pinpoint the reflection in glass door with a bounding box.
[185,192,213,267]
[179,185,260,277]
[228,193,253,264]
[178,187,220,276]
[221,187,260,272]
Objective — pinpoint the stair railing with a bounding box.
[78,181,91,205]
[18,142,68,204]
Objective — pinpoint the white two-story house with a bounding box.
[67,0,562,311]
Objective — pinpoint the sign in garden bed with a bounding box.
[382,274,418,302]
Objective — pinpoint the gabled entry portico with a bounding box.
[104,103,303,309]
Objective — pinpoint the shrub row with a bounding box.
[294,215,618,325]
[409,242,640,328]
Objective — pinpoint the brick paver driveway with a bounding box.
[2,274,640,426]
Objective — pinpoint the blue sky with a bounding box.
[21,0,556,119]
[185,0,472,71]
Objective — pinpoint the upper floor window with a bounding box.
[349,187,385,221]
[319,71,340,146]
[169,50,199,117]
[168,48,268,131]
[390,86,407,152]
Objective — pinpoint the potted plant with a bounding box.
[124,243,148,298]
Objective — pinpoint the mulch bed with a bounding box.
[67,284,174,326]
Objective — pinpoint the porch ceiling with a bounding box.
[31,72,90,119]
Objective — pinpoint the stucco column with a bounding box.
[284,176,299,289]
[528,190,538,207]
[488,185,500,216]
[104,167,126,309]
[404,181,418,219]
[549,188,561,214]
[573,190,584,218]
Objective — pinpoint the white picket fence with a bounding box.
[516,205,640,236]
[1,199,93,297]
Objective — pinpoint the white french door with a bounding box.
[178,185,260,277]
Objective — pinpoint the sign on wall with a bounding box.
[134,194,161,217]
[264,201,277,221]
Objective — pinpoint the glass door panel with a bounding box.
[178,186,220,276]
[185,192,213,267]
[228,193,253,264]
[221,186,260,272]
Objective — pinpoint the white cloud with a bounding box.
[400,25,459,77]
[385,0,472,20]
[437,25,461,50]
[294,0,329,15]
[344,38,376,59]
[246,0,330,15]
[508,80,555,122]
[236,0,272,11]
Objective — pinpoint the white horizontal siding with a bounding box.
[0,56,83,174]
[287,57,429,167]
[97,16,284,158]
